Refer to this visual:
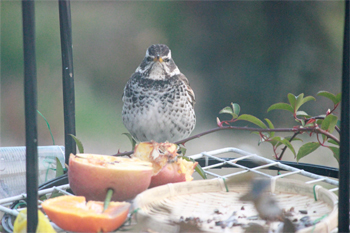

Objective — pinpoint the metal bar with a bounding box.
[305,178,327,184]
[0,205,19,217]
[339,0,350,231]
[195,157,339,178]
[22,0,38,231]
[38,173,69,190]
[0,184,70,205]
[189,147,253,160]
[329,188,339,193]
[58,0,76,164]
[272,170,302,178]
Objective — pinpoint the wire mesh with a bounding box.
[188,148,339,191]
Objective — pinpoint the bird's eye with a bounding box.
[163,58,170,62]
[146,56,153,62]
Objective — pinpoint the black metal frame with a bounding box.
[20,0,349,231]
[338,0,350,230]
[22,1,38,232]
[58,0,76,164]
[22,0,76,231]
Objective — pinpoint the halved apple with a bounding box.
[68,154,153,201]
[132,141,198,188]
[149,157,198,188]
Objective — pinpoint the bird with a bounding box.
[122,44,196,143]
[240,178,284,222]
[239,178,296,233]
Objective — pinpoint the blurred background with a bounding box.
[0,1,344,167]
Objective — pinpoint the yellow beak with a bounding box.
[154,55,163,62]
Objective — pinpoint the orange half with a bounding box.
[41,195,130,233]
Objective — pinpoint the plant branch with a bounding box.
[310,116,340,134]
[176,125,340,145]
[329,103,339,115]
[277,131,300,160]
[112,150,133,157]
[112,125,339,157]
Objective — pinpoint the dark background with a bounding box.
[0,1,343,167]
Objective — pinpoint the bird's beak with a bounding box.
[154,54,163,62]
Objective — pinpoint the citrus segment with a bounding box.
[13,208,56,233]
[41,195,130,233]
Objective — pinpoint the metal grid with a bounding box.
[188,147,339,193]
[0,147,339,232]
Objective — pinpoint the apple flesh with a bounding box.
[149,157,198,188]
[132,141,198,188]
[68,154,153,201]
[133,141,178,174]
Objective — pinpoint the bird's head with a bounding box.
[135,44,180,80]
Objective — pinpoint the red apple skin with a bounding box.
[149,160,198,188]
[68,154,153,202]
[149,163,186,188]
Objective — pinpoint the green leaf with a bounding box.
[288,93,297,109]
[236,114,267,129]
[264,118,275,137]
[267,137,297,157]
[336,119,341,129]
[219,106,234,116]
[335,93,341,104]
[317,91,339,105]
[122,133,137,150]
[328,139,339,146]
[295,111,310,117]
[279,138,296,157]
[295,95,315,111]
[264,118,274,129]
[49,189,63,199]
[317,114,327,118]
[69,134,84,154]
[316,119,323,126]
[328,146,339,163]
[294,93,304,111]
[273,136,302,148]
[177,145,187,156]
[55,157,64,178]
[231,103,240,117]
[284,135,303,144]
[195,164,207,179]
[181,156,207,179]
[321,114,338,133]
[267,103,294,113]
[297,142,320,162]
[37,110,55,145]
[39,194,48,201]
[267,136,283,147]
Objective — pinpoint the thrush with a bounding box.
[122,44,196,143]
